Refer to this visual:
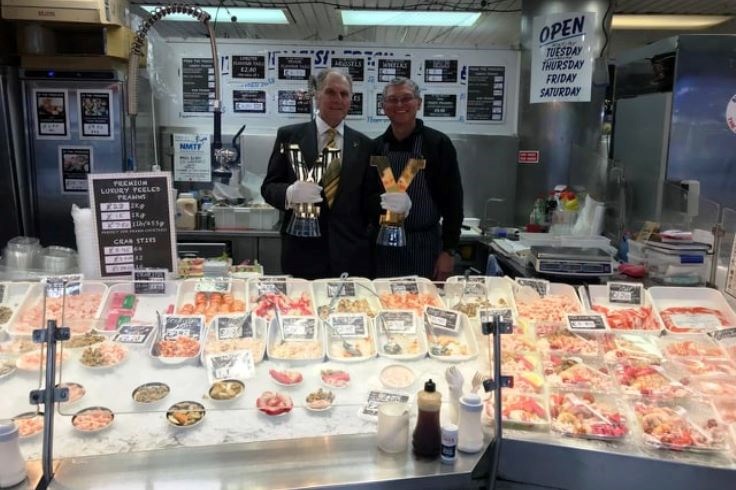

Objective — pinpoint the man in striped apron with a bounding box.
[374,78,464,281]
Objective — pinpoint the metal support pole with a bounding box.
[709,222,724,288]
[489,318,503,490]
[36,319,57,490]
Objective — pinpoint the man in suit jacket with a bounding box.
[261,69,379,279]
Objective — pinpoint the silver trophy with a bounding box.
[286,144,326,237]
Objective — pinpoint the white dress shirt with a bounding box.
[315,115,345,153]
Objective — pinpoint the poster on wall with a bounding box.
[59,146,93,193]
[278,56,311,81]
[466,66,505,121]
[424,59,458,83]
[78,90,113,139]
[182,58,215,112]
[375,93,386,117]
[233,90,267,114]
[232,55,266,79]
[377,59,411,82]
[423,94,458,118]
[530,12,596,103]
[332,57,365,82]
[33,89,69,139]
[277,90,311,114]
[173,133,211,182]
[348,92,364,117]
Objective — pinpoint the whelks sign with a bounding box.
[530,12,596,104]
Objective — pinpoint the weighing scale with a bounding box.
[530,246,614,277]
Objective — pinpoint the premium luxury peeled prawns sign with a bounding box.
[530,12,596,103]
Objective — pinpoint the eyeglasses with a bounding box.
[383,95,417,106]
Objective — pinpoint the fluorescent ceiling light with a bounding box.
[140,6,288,24]
[341,10,481,27]
[612,15,731,30]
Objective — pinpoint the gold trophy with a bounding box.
[286,144,326,237]
[371,156,426,247]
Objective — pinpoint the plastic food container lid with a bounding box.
[460,393,483,411]
[0,420,18,441]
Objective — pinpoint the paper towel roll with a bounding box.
[71,204,100,279]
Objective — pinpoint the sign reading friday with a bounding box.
[530,12,596,104]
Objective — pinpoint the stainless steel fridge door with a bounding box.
[23,78,125,247]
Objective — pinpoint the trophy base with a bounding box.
[376,224,406,247]
[286,216,321,238]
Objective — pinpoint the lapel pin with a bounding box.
[353,141,359,148]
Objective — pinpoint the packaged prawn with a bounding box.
[601,333,663,364]
[613,358,690,399]
[649,287,736,334]
[513,282,582,334]
[549,389,629,440]
[658,334,728,360]
[587,285,663,333]
[543,354,616,392]
[373,277,444,316]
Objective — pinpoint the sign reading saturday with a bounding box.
[530,12,596,104]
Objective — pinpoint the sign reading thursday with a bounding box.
[530,12,596,104]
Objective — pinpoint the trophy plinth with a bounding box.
[286,144,326,238]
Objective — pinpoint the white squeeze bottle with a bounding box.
[457,393,484,453]
[176,193,197,230]
[0,420,27,488]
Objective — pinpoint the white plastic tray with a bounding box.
[649,287,736,334]
[444,276,517,319]
[100,281,179,329]
[513,282,583,332]
[202,314,268,364]
[373,277,445,314]
[248,278,316,319]
[323,316,378,363]
[587,285,663,334]
[424,311,479,362]
[0,281,32,329]
[266,316,325,363]
[375,310,428,361]
[312,277,382,319]
[174,279,248,322]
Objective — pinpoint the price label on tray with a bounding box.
[379,311,416,334]
[206,350,255,381]
[256,278,287,295]
[113,324,154,344]
[215,315,254,340]
[479,308,514,325]
[326,281,356,297]
[360,390,410,418]
[566,313,608,332]
[0,283,6,304]
[389,280,419,294]
[424,306,460,332]
[515,278,549,297]
[132,269,167,294]
[280,316,317,341]
[43,274,83,298]
[607,282,644,305]
[461,277,486,296]
[709,327,736,341]
[163,316,203,341]
[670,314,723,331]
[328,313,368,338]
[195,277,231,293]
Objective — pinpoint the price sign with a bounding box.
[566,313,607,331]
[113,324,154,344]
[709,327,736,341]
[206,350,255,381]
[0,283,6,304]
[515,278,549,297]
[479,308,514,326]
[326,281,356,297]
[424,306,460,332]
[132,269,167,294]
[281,316,317,341]
[389,280,419,294]
[607,282,644,305]
[379,311,416,334]
[44,274,83,298]
[215,315,254,341]
[195,277,231,293]
[256,278,287,295]
[163,316,203,341]
[360,390,410,418]
[329,313,368,338]
[461,277,487,296]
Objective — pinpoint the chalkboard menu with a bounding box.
[423,94,457,118]
[348,92,363,116]
[233,90,266,114]
[331,57,365,81]
[466,65,505,121]
[378,59,411,82]
[375,93,386,116]
[89,172,177,277]
[232,55,265,79]
[182,58,214,113]
[424,59,458,83]
[278,56,311,81]
[278,90,311,114]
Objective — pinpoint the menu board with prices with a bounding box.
[424,306,460,332]
[378,59,411,82]
[379,311,416,334]
[281,316,317,341]
[215,315,254,341]
[207,351,255,381]
[566,314,607,332]
[182,58,215,113]
[607,282,644,306]
[277,90,311,114]
[89,172,176,277]
[423,94,457,118]
[132,269,167,294]
[332,57,365,81]
[348,93,363,116]
[466,66,505,121]
[327,281,356,297]
[233,90,266,114]
[278,56,311,81]
[328,314,368,338]
[424,59,458,83]
[232,55,266,79]
[113,325,154,344]
[163,316,203,341]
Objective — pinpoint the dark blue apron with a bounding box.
[376,134,441,278]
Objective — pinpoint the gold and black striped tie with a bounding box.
[322,127,341,208]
